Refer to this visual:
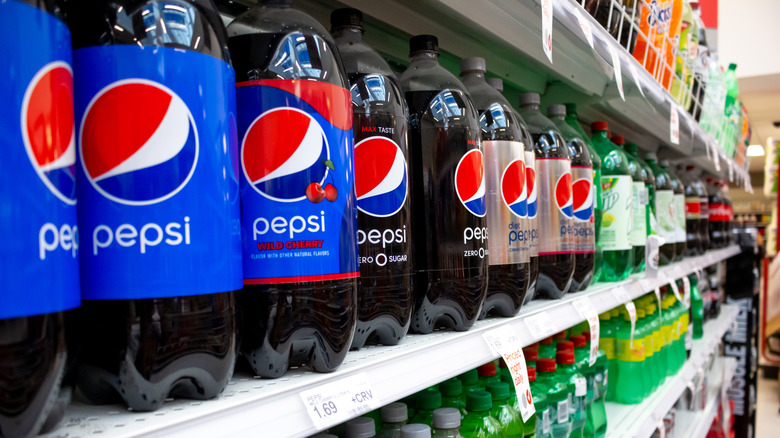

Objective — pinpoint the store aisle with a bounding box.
[756,369,780,437]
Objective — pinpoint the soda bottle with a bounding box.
[660,161,686,261]
[518,93,574,298]
[614,310,645,404]
[642,304,661,393]
[348,417,377,438]
[227,0,358,377]
[548,105,594,292]
[330,8,413,349]
[590,123,633,281]
[460,57,530,316]
[69,0,241,409]
[535,358,572,438]
[400,35,487,332]
[645,154,676,265]
[1,1,81,435]
[529,367,552,438]
[503,369,536,438]
[572,336,607,438]
[681,165,708,255]
[459,369,482,400]
[412,390,443,427]
[539,336,556,359]
[461,391,503,438]
[486,382,525,437]
[633,0,684,88]
[612,137,647,274]
[671,1,698,107]
[690,274,704,339]
[524,346,539,370]
[625,143,656,261]
[599,312,618,403]
[379,402,409,438]
[555,348,586,438]
[478,362,501,388]
[402,424,432,438]
[431,408,464,438]
[440,378,468,418]
[721,180,734,246]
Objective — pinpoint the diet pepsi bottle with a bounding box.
[68,0,241,410]
[228,0,358,376]
[460,57,530,317]
[331,8,413,349]
[1,1,80,435]
[400,36,488,332]
[518,93,574,299]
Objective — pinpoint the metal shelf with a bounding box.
[43,246,740,438]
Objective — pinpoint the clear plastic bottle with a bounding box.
[660,160,686,261]
[536,358,572,438]
[432,408,464,437]
[379,402,409,438]
[529,366,551,438]
[348,417,377,438]
[440,378,468,418]
[486,381,525,437]
[555,347,586,438]
[613,137,647,274]
[461,391,503,438]
[401,424,432,438]
[645,154,676,265]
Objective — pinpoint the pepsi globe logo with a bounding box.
[455,149,486,217]
[354,136,407,217]
[22,61,76,205]
[526,167,537,218]
[242,107,334,203]
[501,159,527,217]
[80,79,198,206]
[555,173,573,218]
[572,178,594,222]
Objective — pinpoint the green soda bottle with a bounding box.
[613,137,648,274]
[479,362,502,389]
[539,337,556,359]
[524,347,539,371]
[644,154,675,265]
[591,350,609,437]
[660,160,686,262]
[648,303,665,391]
[378,402,409,438]
[487,381,525,437]
[536,358,572,438]
[459,369,482,402]
[412,390,442,427]
[589,122,633,281]
[625,143,655,261]
[572,335,606,438]
[555,347,586,438]
[659,296,673,377]
[571,336,593,431]
[599,312,617,403]
[614,310,645,404]
[431,408,464,438]
[439,378,468,418]
[661,295,679,377]
[673,293,689,368]
[690,275,704,339]
[461,391,503,438]
[529,367,550,438]
[639,305,658,395]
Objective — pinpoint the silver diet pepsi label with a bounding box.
[484,140,528,266]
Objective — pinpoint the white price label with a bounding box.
[543,408,551,434]
[483,327,536,421]
[628,61,646,100]
[573,297,600,366]
[686,324,693,350]
[625,301,637,347]
[657,419,666,438]
[728,161,734,182]
[525,312,555,339]
[299,373,381,430]
[670,280,683,305]
[576,11,594,49]
[574,376,587,397]
[557,400,568,423]
[682,276,691,308]
[609,45,625,101]
[541,0,553,63]
[670,104,680,145]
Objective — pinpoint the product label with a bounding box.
[685,196,701,219]
[0,1,81,318]
[485,140,529,266]
[571,166,595,254]
[674,194,686,243]
[600,175,633,251]
[632,181,648,246]
[556,400,569,424]
[656,190,676,244]
[574,377,587,397]
[526,150,539,258]
[536,158,574,255]
[617,338,646,362]
[699,198,709,220]
[75,45,242,299]
[541,409,551,435]
[709,203,728,221]
[601,337,616,360]
[236,79,358,284]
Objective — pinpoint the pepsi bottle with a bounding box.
[227,0,358,376]
[548,104,594,292]
[331,8,413,349]
[460,57,530,317]
[1,1,80,435]
[400,35,488,332]
[518,93,574,299]
[67,0,241,410]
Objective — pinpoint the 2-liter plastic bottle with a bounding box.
[461,391,503,438]
[440,378,468,418]
[536,358,572,438]
[613,137,648,274]
[661,161,686,262]
[529,367,552,438]
[614,310,645,404]
[555,348,586,438]
[487,382,525,437]
[645,154,676,265]
[432,408,464,437]
[379,402,410,438]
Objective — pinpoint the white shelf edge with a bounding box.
[45,246,740,438]
[674,356,737,438]
[604,303,740,438]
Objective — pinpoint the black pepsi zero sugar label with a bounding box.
[237,79,359,284]
[571,165,595,254]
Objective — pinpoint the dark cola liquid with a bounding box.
[350,73,413,349]
[406,89,487,333]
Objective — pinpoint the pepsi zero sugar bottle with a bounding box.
[460,57,530,317]
[331,8,413,349]
[0,1,80,435]
[228,0,358,376]
[68,1,241,410]
[518,93,574,299]
[400,35,488,332]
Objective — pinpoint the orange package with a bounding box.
[632,0,684,88]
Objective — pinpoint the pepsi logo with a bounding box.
[22,61,76,205]
[80,79,198,206]
[572,178,594,222]
[455,149,486,217]
[355,136,407,217]
[555,173,573,218]
[242,107,329,202]
[526,167,537,218]
[501,159,526,218]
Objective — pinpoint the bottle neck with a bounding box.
[462,70,486,81]
[549,114,565,123]
[521,103,540,111]
[332,26,364,43]
[410,51,439,63]
[593,130,609,139]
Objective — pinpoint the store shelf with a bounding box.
[604,305,740,438]
[43,246,739,438]
[675,356,737,438]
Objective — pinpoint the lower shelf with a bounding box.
[674,356,737,438]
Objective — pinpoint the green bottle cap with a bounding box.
[458,368,479,385]
[439,378,462,397]
[485,381,511,401]
[416,389,442,410]
[466,390,493,412]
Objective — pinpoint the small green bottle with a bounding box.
[626,143,656,265]
[529,367,550,438]
[614,310,645,404]
[555,348,586,438]
[536,358,572,438]
[487,381,525,437]
[479,362,502,389]
[539,337,556,359]
[412,389,442,427]
[439,378,468,418]
[459,369,482,402]
[461,391,503,438]
[690,275,704,339]
[598,312,617,403]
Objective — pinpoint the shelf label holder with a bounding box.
[483,327,536,421]
[299,373,381,431]
[573,297,600,366]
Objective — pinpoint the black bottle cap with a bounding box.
[410,34,439,56]
[331,8,364,31]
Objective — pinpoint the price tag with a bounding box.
[576,10,594,49]
[483,327,536,421]
[645,234,662,278]
[299,373,381,430]
[525,312,555,340]
[573,297,600,366]
[541,0,553,63]
[628,61,646,100]
[682,276,691,308]
[669,280,683,307]
[608,45,625,101]
[728,161,734,182]
[705,140,712,160]
[657,419,666,438]
[714,150,721,172]
[625,301,637,347]
[670,104,680,145]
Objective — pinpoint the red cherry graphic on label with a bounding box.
[324,184,338,202]
[305,182,325,203]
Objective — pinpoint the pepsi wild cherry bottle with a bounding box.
[400,35,488,332]
[331,8,413,349]
[69,0,241,410]
[227,0,358,376]
[460,57,530,317]
[1,1,80,435]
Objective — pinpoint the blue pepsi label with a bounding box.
[74,46,243,300]
[0,1,80,319]
[237,80,359,284]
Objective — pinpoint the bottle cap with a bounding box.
[330,8,364,31]
[458,368,479,385]
[729,63,737,70]
[478,362,497,378]
[565,102,578,114]
[527,366,536,382]
[582,330,591,340]
[611,135,625,145]
[346,417,376,438]
[553,331,567,340]
[432,407,461,429]
[540,336,553,345]
[466,390,493,412]
[660,159,670,167]
[537,358,557,372]
[401,424,431,438]
[382,402,408,423]
[518,92,541,107]
[556,340,574,351]
[439,378,462,397]
[591,121,609,131]
[499,358,508,369]
[416,389,442,410]
[460,56,486,74]
[523,347,539,361]
[645,152,657,160]
[487,77,504,92]
[486,381,511,401]
[410,35,439,55]
[547,104,566,117]
[556,349,575,365]
[571,335,587,347]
